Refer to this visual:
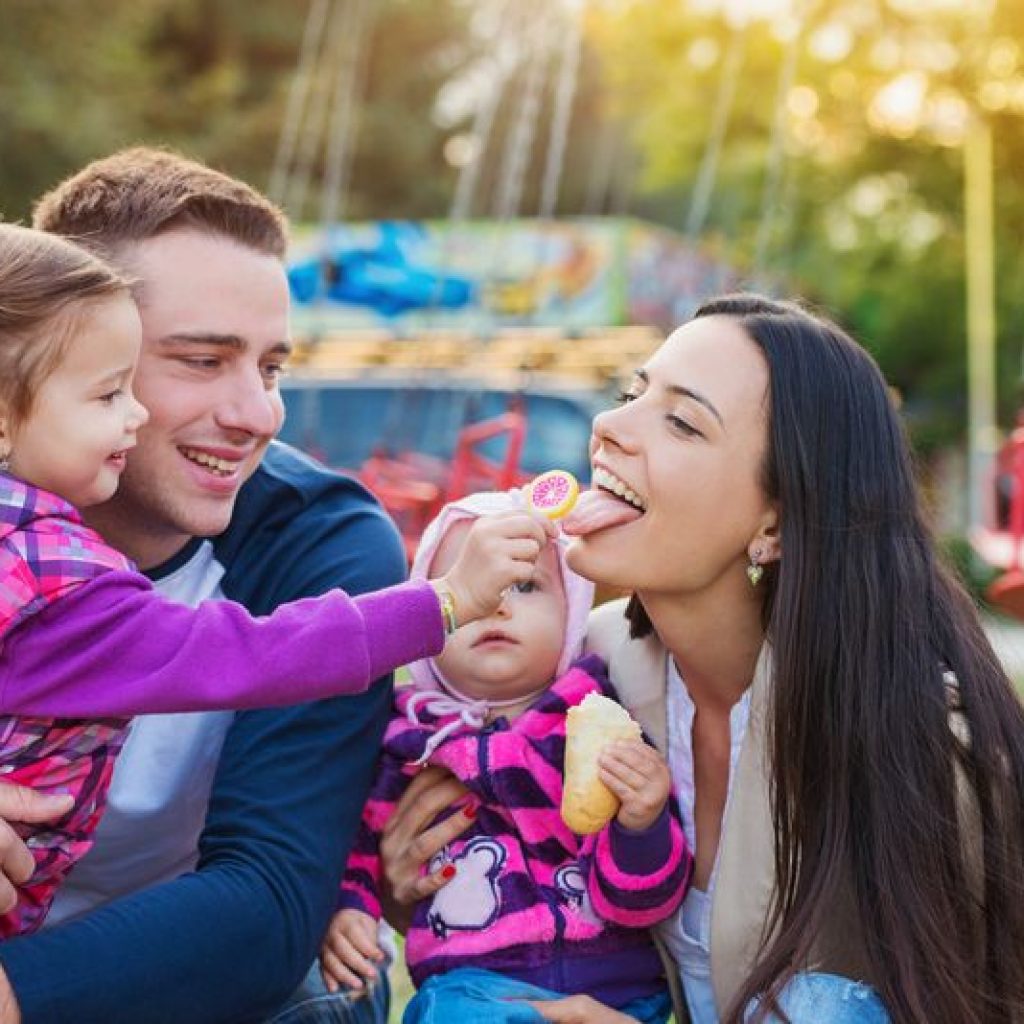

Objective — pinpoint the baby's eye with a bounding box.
[512,579,538,594]
[98,389,124,404]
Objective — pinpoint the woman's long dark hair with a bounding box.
[633,294,1024,1023]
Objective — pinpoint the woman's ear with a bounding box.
[750,505,781,565]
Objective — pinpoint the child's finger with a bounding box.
[321,948,367,993]
[334,934,379,983]
[598,767,633,800]
[604,739,660,770]
[347,921,384,963]
[501,538,543,565]
[598,754,648,792]
[506,511,556,544]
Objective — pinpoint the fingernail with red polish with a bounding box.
[441,864,457,880]
[464,802,478,819]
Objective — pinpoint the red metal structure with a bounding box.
[971,425,1024,619]
[357,399,529,563]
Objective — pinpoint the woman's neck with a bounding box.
[640,585,765,713]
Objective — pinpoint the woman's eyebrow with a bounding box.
[636,368,725,428]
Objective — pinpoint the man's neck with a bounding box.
[81,503,193,572]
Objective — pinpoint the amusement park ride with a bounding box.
[971,421,1024,621]
[266,0,689,560]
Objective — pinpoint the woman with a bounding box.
[379,295,1024,1024]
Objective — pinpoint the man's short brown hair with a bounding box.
[33,147,288,262]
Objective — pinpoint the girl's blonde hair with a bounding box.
[0,223,130,430]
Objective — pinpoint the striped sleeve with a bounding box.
[584,799,692,927]
[337,739,416,918]
[427,708,581,860]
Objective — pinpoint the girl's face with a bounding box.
[566,315,776,599]
[7,293,149,508]
[431,521,567,703]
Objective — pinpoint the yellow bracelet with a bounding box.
[436,586,458,636]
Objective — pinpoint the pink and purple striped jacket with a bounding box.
[339,655,693,1008]
[0,475,133,937]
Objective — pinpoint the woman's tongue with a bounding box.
[562,488,643,537]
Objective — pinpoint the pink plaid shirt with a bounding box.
[0,475,132,935]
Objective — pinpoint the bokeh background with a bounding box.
[4,0,1024,616]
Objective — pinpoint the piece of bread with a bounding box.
[561,693,642,834]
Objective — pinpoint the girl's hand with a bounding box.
[438,513,555,626]
[598,739,671,832]
[319,908,385,995]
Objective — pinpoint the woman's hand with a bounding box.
[523,995,636,1023]
[598,739,671,832]
[320,908,384,995]
[378,766,473,931]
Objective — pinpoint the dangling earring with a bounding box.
[746,549,764,587]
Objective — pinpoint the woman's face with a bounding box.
[565,315,775,599]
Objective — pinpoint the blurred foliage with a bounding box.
[0,0,604,222]
[2,0,1024,452]
[941,534,1000,609]
[586,0,1024,451]
[0,0,480,221]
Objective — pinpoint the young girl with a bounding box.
[0,223,552,936]
[322,490,693,1024]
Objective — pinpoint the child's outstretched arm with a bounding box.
[583,739,693,928]
[0,512,555,718]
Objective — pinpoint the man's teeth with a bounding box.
[592,467,647,511]
[181,448,237,476]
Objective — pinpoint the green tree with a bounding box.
[586,0,1024,449]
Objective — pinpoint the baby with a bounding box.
[322,490,694,1023]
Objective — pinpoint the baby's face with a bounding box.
[431,520,567,703]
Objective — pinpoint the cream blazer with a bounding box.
[586,599,878,1022]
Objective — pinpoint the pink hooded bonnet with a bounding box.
[404,489,594,754]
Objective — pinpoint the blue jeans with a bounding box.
[267,963,390,1024]
[403,966,671,1024]
[745,972,890,1023]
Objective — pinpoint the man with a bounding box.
[0,148,400,1022]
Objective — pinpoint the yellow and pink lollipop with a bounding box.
[526,470,580,521]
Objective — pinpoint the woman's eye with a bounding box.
[99,390,123,404]
[667,415,702,438]
[262,363,288,381]
[512,579,538,594]
[182,357,220,371]
[615,390,639,405]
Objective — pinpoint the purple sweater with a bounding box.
[0,474,441,934]
[339,656,692,1008]
[0,477,443,717]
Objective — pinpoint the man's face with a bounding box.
[85,227,290,568]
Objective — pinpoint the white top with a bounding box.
[658,655,752,1024]
[47,541,235,926]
